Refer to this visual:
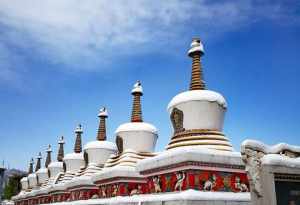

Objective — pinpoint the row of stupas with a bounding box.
[12,38,251,205]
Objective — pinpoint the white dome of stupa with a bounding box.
[36,168,48,185]
[168,89,227,131]
[47,161,63,177]
[20,177,29,190]
[27,173,37,189]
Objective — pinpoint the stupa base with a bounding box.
[39,190,250,205]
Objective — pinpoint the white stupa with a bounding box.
[92,81,158,197]
[36,145,51,186]
[19,160,32,193]
[49,125,85,202]
[27,158,38,190]
[166,38,233,151]
[66,107,117,200]
[104,81,158,168]
[20,176,29,191]
[47,137,65,184]
[114,81,158,154]
[61,124,85,182]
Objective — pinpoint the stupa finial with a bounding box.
[131,81,143,122]
[97,107,108,141]
[45,144,52,168]
[188,37,206,90]
[35,152,42,172]
[74,124,83,153]
[57,136,65,162]
[28,158,34,174]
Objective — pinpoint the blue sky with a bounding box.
[0,0,300,170]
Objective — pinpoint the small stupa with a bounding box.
[20,160,33,192]
[92,81,158,197]
[66,107,117,201]
[35,146,51,187]
[27,158,37,190]
[33,145,52,204]
[39,145,52,188]
[50,125,85,203]
[63,124,85,181]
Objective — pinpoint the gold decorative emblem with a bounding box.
[170,108,184,134]
[116,135,123,154]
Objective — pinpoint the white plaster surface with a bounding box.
[27,173,38,188]
[64,152,85,172]
[168,90,227,132]
[84,141,117,167]
[36,168,49,185]
[20,177,29,190]
[116,122,158,152]
[48,161,64,178]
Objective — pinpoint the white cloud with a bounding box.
[0,0,298,85]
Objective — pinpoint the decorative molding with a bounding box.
[116,136,123,154]
[241,147,264,197]
[140,161,245,175]
[170,108,184,134]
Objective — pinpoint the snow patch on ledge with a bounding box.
[48,161,63,168]
[242,139,300,154]
[46,190,250,205]
[92,165,142,182]
[84,141,117,151]
[66,175,94,188]
[137,146,243,172]
[64,152,84,160]
[168,90,227,111]
[262,154,300,168]
[115,122,158,134]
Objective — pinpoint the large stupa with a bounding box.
[166,38,232,151]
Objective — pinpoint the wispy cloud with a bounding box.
[0,0,299,86]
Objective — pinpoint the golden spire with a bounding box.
[97,107,108,141]
[188,38,206,90]
[28,158,34,174]
[35,152,42,172]
[74,124,83,153]
[57,136,65,162]
[45,145,52,168]
[131,81,143,122]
